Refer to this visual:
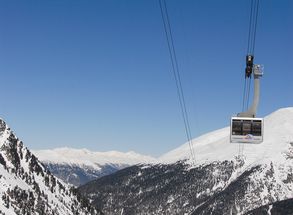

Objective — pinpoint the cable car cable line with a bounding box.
[251,0,260,55]
[231,0,263,147]
[240,0,261,159]
[158,0,196,164]
[247,0,260,55]
[242,0,261,115]
[243,0,260,111]
[246,0,254,54]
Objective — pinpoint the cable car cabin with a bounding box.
[230,117,263,144]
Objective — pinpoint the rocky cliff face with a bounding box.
[78,108,293,214]
[0,119,102,215]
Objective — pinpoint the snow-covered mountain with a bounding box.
[159,107,293,166]
[33,147,156,186]
[78,107,293,214]
[0,119,102,215]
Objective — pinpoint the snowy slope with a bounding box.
[0,119,101,215]
[160,107,293,167]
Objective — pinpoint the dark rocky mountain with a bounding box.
[79,159,286,214]
[78,108,293,214]
[246,198,293,215]
[0,119,102,215]
[79,161,238,214]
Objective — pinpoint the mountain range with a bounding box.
[33,147,155,186]
[78,107,293,214]
[1,107,293,214]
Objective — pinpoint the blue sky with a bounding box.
[0,0,292,157]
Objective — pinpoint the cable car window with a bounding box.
[242,121,251,135]
[232,120,242,135]
[251,120,262,136]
